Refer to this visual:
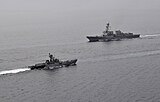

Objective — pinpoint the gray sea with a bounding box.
[1,10,160,102]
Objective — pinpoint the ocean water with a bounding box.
[1,10,160,102]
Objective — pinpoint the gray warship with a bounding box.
[28,53,77,70]
[86,23,140,42]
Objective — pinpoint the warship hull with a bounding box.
[28,59,77,70]
[87,34,140,42]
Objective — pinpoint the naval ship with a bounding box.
[86,23,140,42]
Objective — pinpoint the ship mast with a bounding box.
[106,23,110,33]
[103,23,110,35]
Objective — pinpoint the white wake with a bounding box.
[0,68,30,75]
[141,33,160,38]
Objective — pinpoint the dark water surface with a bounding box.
[1,35,160,102]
